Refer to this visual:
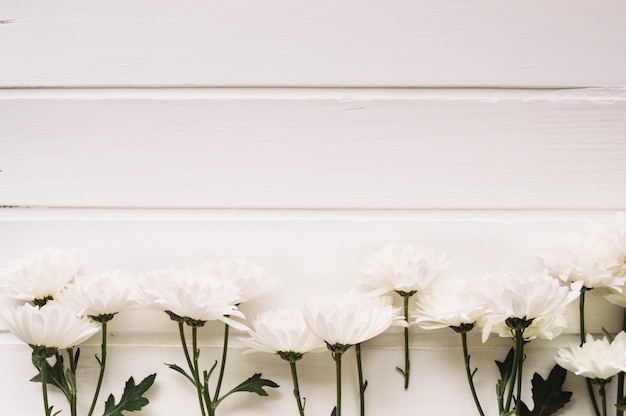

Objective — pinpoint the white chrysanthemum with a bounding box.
[0,303,99,355]
[606,291,626,309]
[303,291,402,346]
[487,310,567,341]
[200,258,278,302]
[361,244,449,296]
[56,270,143,321]
[140,268,246,329]
[0,249,80,303]
[476,270,579,342]
[413,279,487,330]
[239,309,324,355]
[541,232,626,291]
[615,212,626,256]
[556,332,626,380]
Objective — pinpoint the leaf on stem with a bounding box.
[102,374,156,416]
[215,373,279,406]
[496,348,515,386]
[165,363,195,385]
[517,365,572,416]
[30,353,71,400]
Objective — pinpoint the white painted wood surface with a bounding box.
[2,89,626,209]
[2,1,626,414]
[1,1,626,87]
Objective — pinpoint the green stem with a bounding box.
[505,329,523,413]
[192,326,208,416]
[289,361,305,416]
[580,288,587,346]
[40,356,52,416]
[66,349,78,416]
[395,291,414,390]
[333,350,343,416]
[600,382,608,416]
[87,321,107,416]
[617,308,626,416]
[516,339,525,414]
[580,288,602,416]
[461,332,484,416]
[177,322,207,416]
[213,322,230,403]
[356,343,366,416]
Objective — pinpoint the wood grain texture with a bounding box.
[2,90,625,209]
[1,1,625,87]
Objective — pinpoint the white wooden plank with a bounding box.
[1,1,625,87]
[1,91,626,209]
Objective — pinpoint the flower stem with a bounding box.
[617,308,626,416]
[289,361,305,416]
[395,291,415,390]
[580,288,602,416]
[87,321,107,416]
[177,322,207,416]
[66,349,78,416]
[333,350,343,416]
[516,339,525,412]
[356,343,366,416]
[39,356,52,416]
[192,326,209,416]
[460,331,484,416]
[599,382,608,416]
[504,329,523,413]
[213,322,230,403]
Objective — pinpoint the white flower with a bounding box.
[615,212,626,256]
[0,249,80,303]
[361,244,449,296]
[487,310,567,341]
[476,270,579,342]
[606,291,626,309]
[303,291,401,346]
[56,270,143,321]
[140,268,246,330]
[555,332,626,380]
[413,279,487,330]
[239,309,324,355]
[0,303,99,355]
[541,232,626,291]
[200,258,278,302]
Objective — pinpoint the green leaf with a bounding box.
[103,374,156,416]
[331,407,337,416]
[215,373,279,406]
[516,401,532,416]
[165,362,195,385]
[602,327,614,343]
[496,348,515,385]
[30,353,71,400]
[522,364,572,416]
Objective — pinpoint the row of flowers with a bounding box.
[1,213,625,416]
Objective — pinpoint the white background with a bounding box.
[1,2,626,415]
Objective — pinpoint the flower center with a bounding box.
[30,344,58,359]
[451,322,476,334]
[278,351,304,363]
[505,317,534,330]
